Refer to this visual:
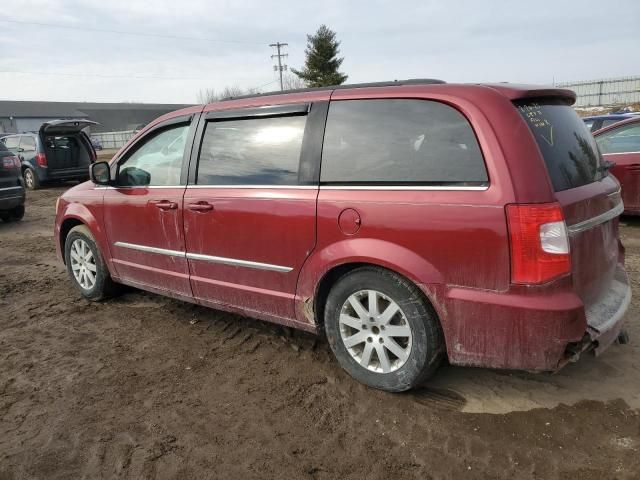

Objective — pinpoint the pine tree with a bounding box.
[292,25,348,87]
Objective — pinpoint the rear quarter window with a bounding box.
[320,99,488,185]
[517,100,604,192]
[3,136,20,150]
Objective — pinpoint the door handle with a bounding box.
[150,200,178,210]
[187,202,214,212]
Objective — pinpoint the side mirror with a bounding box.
[90,161,111,185]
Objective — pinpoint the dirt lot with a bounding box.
[1,186,639,480]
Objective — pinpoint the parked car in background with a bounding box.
[91,137,104,151]
[55,81,630,392]
[0,120,97,190]
[594,116,640,215]
[0,142,25,222]
[583,113,639,132]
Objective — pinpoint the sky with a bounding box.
[0,0,639,104]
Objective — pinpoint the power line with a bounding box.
[270,42,288,91]
[0,69,280,92]
[0,19,265,45]
[0,69,201,80]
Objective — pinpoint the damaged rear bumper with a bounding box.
[440,265,632,371]
[560,266,631,367]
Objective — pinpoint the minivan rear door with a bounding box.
[39,119,98,135]
[517,100,627,334]
[39,119,97,173]
[183,100,328,321]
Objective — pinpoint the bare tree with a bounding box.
[196,85,261,103]
[282,73,307,90]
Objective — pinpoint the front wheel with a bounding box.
[324,267,444,392]
[64,225,118,300]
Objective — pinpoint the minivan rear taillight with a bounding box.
[506,203,571,284]
[36,152,47,167]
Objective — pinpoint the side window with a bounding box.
[197,115,306,185]
[596,124,640,154]
[583,120,595,132]
[20,136,36,152]
[600,119,621,129]
[4,136,20,150]
[321,99,488,185]
[117,124,189,186]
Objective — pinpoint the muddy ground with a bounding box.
[1,186,639,480]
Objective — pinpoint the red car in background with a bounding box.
[594,117,640,215]
[54,80,631,392]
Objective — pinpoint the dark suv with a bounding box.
[1,120,97,190]
[0,142,25,222]
[55,80,631,392]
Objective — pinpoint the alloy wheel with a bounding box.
[70,238,97,290]
[338,289,413,373]
[24,170,34,189]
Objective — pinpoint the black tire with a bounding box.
[10,205,25,221]
[324,266,444,392]
[0,211,10,222]
[23,167,40,190]
[64,224,118,301]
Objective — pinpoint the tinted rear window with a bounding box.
[321,99,488,185]
[517,100,604,192]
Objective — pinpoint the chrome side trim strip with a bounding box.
[97,185,185,190]
[319,185,489,191]
[97,184,488,191]
[186,185,317,190]
[186,252,293,272]
[568,201,624,235]
[114,241,185,258]
[0,186,22,192]
[113,241,292,273]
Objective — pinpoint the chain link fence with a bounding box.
[555,76,640,107]
[90,130,136,150]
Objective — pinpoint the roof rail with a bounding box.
[219,78,446,102]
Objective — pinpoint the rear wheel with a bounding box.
[23,167,39,190]
[64,225,118,300]
[10,205,25,221]
[324,266,444,392]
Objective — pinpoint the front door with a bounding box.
[103,119,194,298]
[183,102,326,320]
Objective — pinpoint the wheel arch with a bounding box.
[296,238,447,332]
[59,217,85,264]
[57,203,113,275]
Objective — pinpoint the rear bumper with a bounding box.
[584,265,631,356]
[46,167,90,181]
[0,186,25,210]
[438,264,631,371]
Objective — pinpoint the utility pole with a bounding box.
[270,42,288,91]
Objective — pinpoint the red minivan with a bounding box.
[594,116,640,215]
[54,80,631,392]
